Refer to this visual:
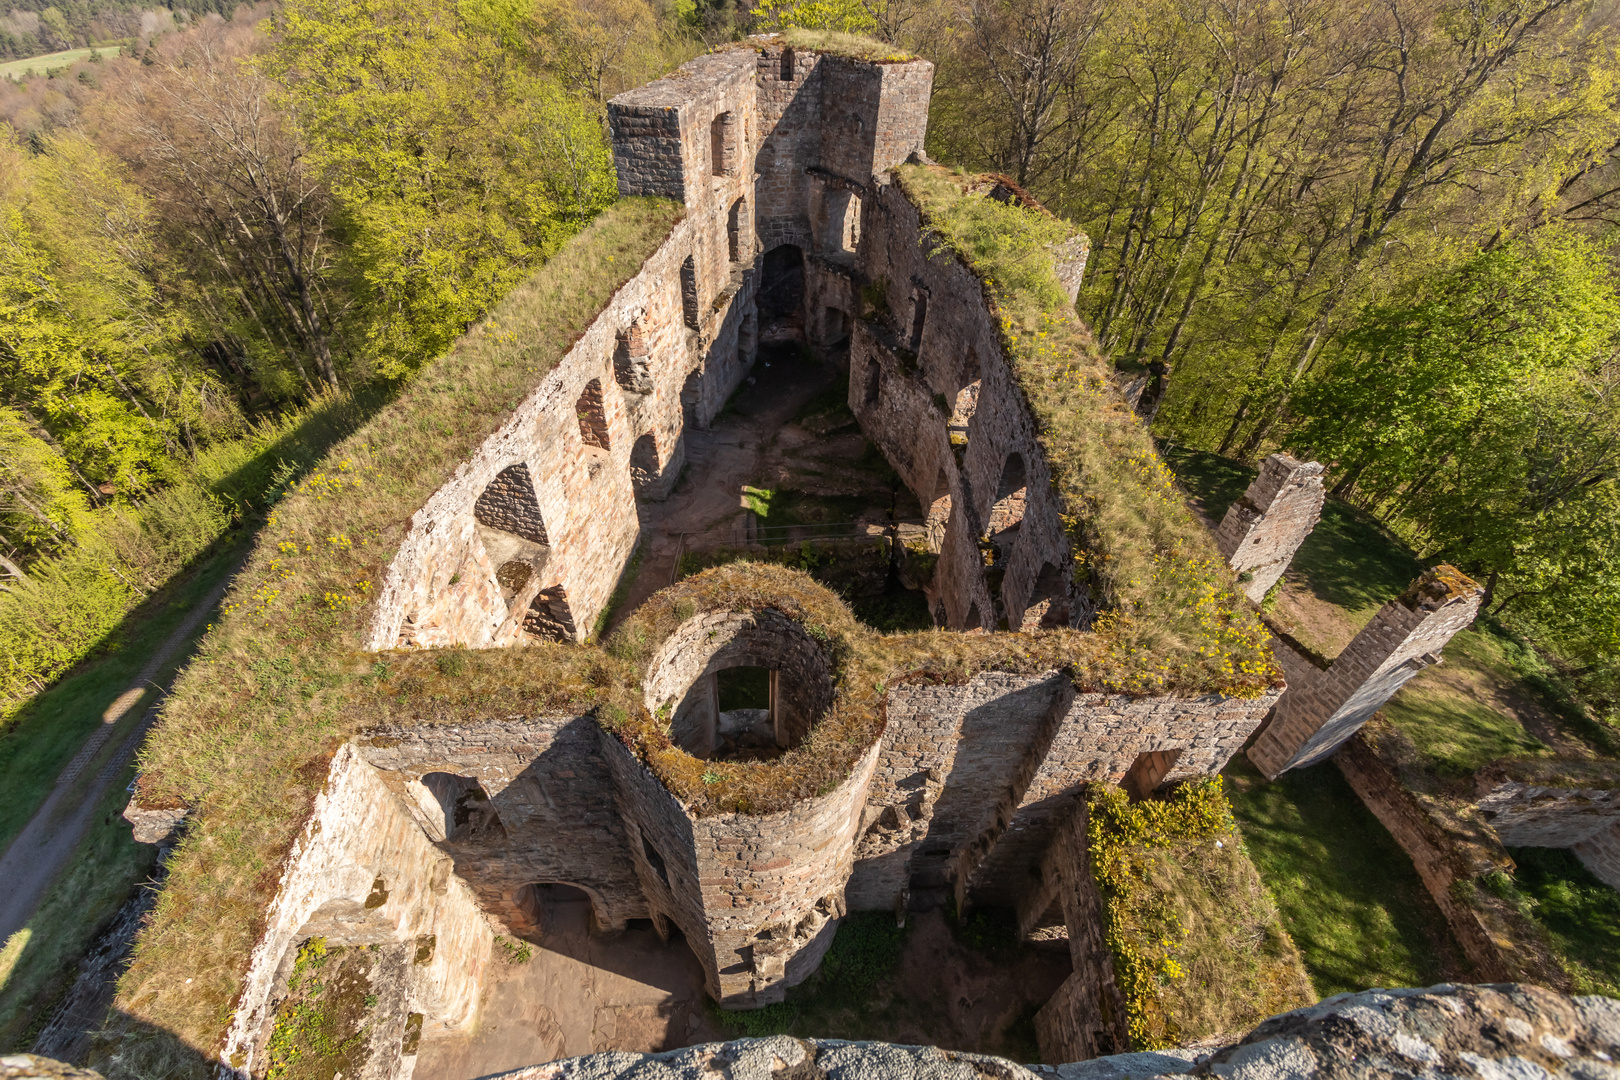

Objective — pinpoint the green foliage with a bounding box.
[1087,779,1236,1049]
[263,0,618,378]
[1223,758,1456,996]
[264,940,377,1080]
[493,936,533,965]
[752,0,878,35]
[0,132,238,498]
[1296,232,1620,715]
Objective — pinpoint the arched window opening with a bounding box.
[516,882,597,938]
[780,47,795,80]
[988,453,1027,540]
[614,320,652,394]
[1122,749,1183,802]
[475,463,548,546]
[576,379,610,450]
[1020,561,1070,631]
[474,462,549,602]
[413,772,506,843]
[680,256,700,330]
[864,360,882,405]
[524,583,578,642]
[630,432,660,494]
[924,468,951,552]
[727,197,746,262]
[821,190,861,255]
[711,111,736,176]
[758,245,804,335]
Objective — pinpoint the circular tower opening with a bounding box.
[643,609,834,762]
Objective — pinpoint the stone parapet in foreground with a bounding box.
[487,984,1620,1080]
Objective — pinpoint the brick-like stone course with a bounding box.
[1249,566,1482,777]
[1213,454,1324,603]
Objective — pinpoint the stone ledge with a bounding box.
[483,984,1620,1080]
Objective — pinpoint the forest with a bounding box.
[0,0,1617,733]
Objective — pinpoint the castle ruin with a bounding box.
[122,38,1499,1079]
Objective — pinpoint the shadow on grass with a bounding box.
[1161,444,1422,617]
[1223,755,1465,996]
[1503,847,1620,996]
[0,388,391,852]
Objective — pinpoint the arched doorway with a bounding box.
[758,244,804,343]
[516,881,602,940]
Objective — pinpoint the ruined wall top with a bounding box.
[482,983,1620,1080]
[607,38,933,203]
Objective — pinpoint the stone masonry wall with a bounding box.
[356,718,649,935]
[641,609,835,758]
[1248,566,1482,777]
[850,182,1084,632]
[1213,454,1325,603]
[218,744,496,1079]
[846,672,1279,915]
[602,729,881,1008]
[1033,802,1130,1063]
[366,211,703,651]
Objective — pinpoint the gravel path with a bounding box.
[0,561,242,942]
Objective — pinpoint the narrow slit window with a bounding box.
[780,48,795,80]
[680,256,699,329]
[909,287,928,351]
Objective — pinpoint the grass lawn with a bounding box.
[1499,847,1620,998]
[1223,756,1464,995]
[0,46,119,79]
[0,752,158,1050]
[0,541,246,853]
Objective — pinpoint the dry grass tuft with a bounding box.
[1148,838,1316,1044]
[895,165,1275,695]
[768,29,918,63]
[94,198,683,1078]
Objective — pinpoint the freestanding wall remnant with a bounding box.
[1248,565,1482,778]
[1213,454,1325,603]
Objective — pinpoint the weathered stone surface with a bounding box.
[0,1056,102,1079]
[1249,566,1482,777]
[480,984,1620,1080]
[120,799,185,845]
[1213,455,1324,604]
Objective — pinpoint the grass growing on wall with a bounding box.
[896,166,1274,695]
[1085,779,1313,1050]
[97,198,685,1079]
